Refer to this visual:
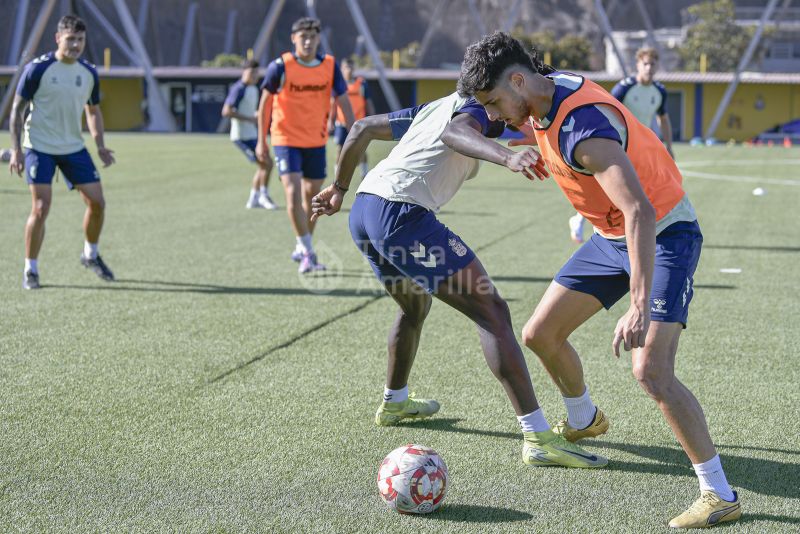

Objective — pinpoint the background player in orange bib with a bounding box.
[328,58,375,179]
[455,32,741,529]
[256,17,354,273]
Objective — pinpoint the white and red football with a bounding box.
[377,444,448,514]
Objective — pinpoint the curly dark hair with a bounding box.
[57,15,86,33]
[457,31,554,97]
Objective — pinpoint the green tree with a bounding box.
[201,53,247,68]
[679,0,764,72]
[511,29,592,71]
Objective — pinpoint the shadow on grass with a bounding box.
[592,441,800,498]
[406,418,518,440]
[47,278,385,298]
[705,244,800,253]
[426,504,532,523]
[738,513,800,525]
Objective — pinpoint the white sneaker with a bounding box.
[568,213,586,244]
[258,194,277,210]
[245,196,263,209]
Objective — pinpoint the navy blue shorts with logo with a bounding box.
[273,145,326,179]
[349,193,476,293]
[555,220,703,326]
[25,148,99,190]
[333,125,348,146]
[233,139,258,162]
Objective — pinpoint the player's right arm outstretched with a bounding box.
[310,114,393,221]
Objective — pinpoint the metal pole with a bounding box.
[7,0,31,65]
[179,2,198,66]
[306,0,332,55]
[137,0,150,37]
[502,0,523,32]
[632,0,664,57]
[112,0,175,131]
[594,0,628,77]
[466,0,487,37]
[253,0,287,65]
[224,10,238,54]
[0,0,57,124]
[82,0,139,65]
[706,0,780,139]
[344,0,401,110]
[416,0,450,68]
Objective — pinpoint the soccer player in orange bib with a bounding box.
[329,58,375,178]
[454,33,740,529]
[256,17,354,273]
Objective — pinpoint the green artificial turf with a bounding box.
[1,134,798,532]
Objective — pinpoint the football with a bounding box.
[377,444,448,514]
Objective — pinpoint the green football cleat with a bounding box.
[669,490,741,529]
[375,393,440,426]
[553,408,610,442]
[522,430,608,468]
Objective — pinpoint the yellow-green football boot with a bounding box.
[553,408,610,442]
[522,430,608,468]
[375,393,440,426]
[669,490,741,529]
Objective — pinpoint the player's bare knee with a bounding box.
[632,362,674,400]
[88,197,105,212]
[400,295,432,326]
[475,293,512,334]
[522,319,561,358]
[31,198,51,219]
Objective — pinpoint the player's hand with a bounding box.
[504,146,549,181]
[612,304,650,357]
[97,147,115,167]
[507,121,537,147]
[255,142,269,163]
[327,122,335,135]
[8,148,24,176]
[310,184,344,222]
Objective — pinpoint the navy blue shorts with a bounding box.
[233,139,258,163]
[555,220,703,325]
[25,148,99,190]
[333,125,348,146]
[273,145,326,179]
[349,193,476,293]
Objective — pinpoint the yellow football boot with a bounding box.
[522,430,608,468]
[669,490,741,529]
[375,393,440,426]
[553,408,609,442]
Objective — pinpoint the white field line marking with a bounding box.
[679,170,800,186]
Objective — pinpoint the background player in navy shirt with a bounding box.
[9,15,115,290]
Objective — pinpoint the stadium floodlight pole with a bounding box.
[0,0,56,125]
[179,3,199,66]
[466,0,488,37]
[416,0,450,68]
[632,0,664,58]
[81,0,139,66]
[253,0,286,66]
[306,0,332,55]
[223,10,238,54]
[594,0,629,77]
[137,0,150,37]
[6,0,30,65]
[705,0,780,140]
[112,0,176,132]
[502,0,523,33]
[344,0,401,111]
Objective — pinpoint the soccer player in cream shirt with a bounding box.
[9,15,115,289]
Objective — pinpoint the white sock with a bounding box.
[249,188,259,201]
[25,258,38,274]
[259,186,268,197]
[360,161,369,177]
[383,385,408,403]
[84,241,98,260]
[693,455,735,501]
[517,408,551,433]
[564,387,596,430]
[298,233,313,254]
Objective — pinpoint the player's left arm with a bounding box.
[441,114,548,181]
[84,104,115,167]
[657,113,674,160]
[574,138,656,356]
